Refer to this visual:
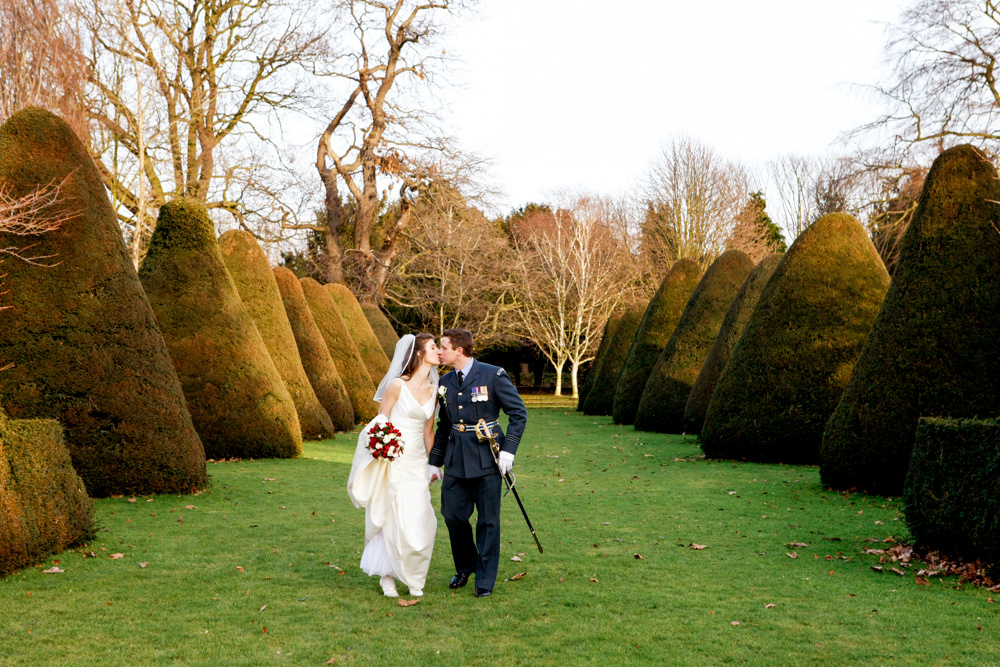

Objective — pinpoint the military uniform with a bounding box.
[430,360,527,593]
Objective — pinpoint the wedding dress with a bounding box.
[347,381,437,594]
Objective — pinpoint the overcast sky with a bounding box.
[443,0,906,214]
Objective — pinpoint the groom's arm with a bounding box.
[495,368,527,455]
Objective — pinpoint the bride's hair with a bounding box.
[400,332,434,380]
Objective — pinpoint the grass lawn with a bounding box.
[1,408,996,666]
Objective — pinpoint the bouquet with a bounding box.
[367,421,404,461]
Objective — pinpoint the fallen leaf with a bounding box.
[871,566,884,573]
[510,556,523,562]
[236,566,245,573]
[589,577,599,583]
[42,566,64,574]
[785,542,808,548]
[110,553,125,560]
[139,562,149,568]
[127,498,137,503]
[509,572,527,581]
[398,598,421,608]
[634,553,645,560]
[730,621,740,626]
[787,552,799,559]
[185,505,197,510]
[765,603,776,609]
[259,604,267,611]
[916,576,930,586]
[888,567,905,576]
[327,659,337,664]
[691,544,707,550]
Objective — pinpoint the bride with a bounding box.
[347,333,440,597]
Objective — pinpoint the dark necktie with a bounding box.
[457,370,464,385]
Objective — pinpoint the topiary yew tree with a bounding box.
[324,283,390,383]
[581,304,645,416]
[300,277,378,423]
[613,259,702,425]
[220,230,335,439]
[362,304,398,358]
[139,199,302,460]
[273,267,355,431]
[684,253,782,434]
[635,249,754,433]
[821,145,1000,494]
[701,213,889,464]
[0,108,206,496]
[1,408,94,576]
[577,311,623,412]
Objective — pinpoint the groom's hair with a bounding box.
[442,328,474,357]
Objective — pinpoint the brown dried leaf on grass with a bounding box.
[785,542,808,548]
[691,544,707,550]
[786,552,798,559]
[398,599,420,607]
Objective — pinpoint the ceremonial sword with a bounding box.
[474,418,544,554]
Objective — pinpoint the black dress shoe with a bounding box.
[474,589,492,598]
[449,572,470,589]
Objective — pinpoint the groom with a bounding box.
[428,328,528,598]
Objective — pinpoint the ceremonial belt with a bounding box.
[453,420,498,433]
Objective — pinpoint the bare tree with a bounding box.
[0,0,87,133]
[81,0,330,242]
[386,175,515,349]
[641,137,751,270]
[510,195,634,398]
[861,0,1000,160]
[295,0,474,303]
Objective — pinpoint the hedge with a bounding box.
[324,283,390,384]
[821,145,1000,494]
[700,213,889,464]
[139,199,301,459]
[273,268,355,430]
[635,250,754,433]
[1,408,94,576]
[684,253,782,434]
[577,311,623,412]
[220,230,334,439]
[903,417,1000,562]
[581,304,646,416]
[362,304,399,358]
[300,278,377,423]
[613,259,702,425]
[0,108,206,496]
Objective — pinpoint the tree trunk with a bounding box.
[570,360,580,399]
[554,359,565,396]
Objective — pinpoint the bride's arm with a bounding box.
[424,417,434,455]
[378,378,402,418]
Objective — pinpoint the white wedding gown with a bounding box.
[347,383,437,593]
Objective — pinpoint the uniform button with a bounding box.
[458,406,463,410]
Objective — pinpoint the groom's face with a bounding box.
[439,337,459,367]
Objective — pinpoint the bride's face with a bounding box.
[422,339,441,366]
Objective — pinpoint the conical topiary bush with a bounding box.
[300,278,378,423]
[324,283,390,383]
[700,213,890,464]
[821,145,1000,494]
[220,230,335,439]
[139,199,302,460]
[613,259,703,425]
[0,108,206,497]
[577,311,623,412]
[1,408,94,576]
[635,250,754,433]
[684,253,782,434]
[273,267,354,431]
[581,304,645,416]
[362,304,398,358]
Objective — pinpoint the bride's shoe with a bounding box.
[409,588,423,597]
[380,575,398,597]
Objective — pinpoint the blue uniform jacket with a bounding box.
[429,360,527,478]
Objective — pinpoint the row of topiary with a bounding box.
[579,144,1000,563]
[0,109,395,575]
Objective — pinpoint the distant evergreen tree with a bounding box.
[577,311,623,412]
[581,304,646,416]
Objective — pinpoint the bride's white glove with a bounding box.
[498,451,514,476]
[365,413,387,435]
[426,465,443,484]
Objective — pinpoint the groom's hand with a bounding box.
[498,451,514,476]
[427,465,443,484]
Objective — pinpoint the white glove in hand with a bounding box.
[427,465,443,484]
[498,451,514,476]
[373,413,388,426]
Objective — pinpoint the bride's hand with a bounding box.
[426,465,443,484]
